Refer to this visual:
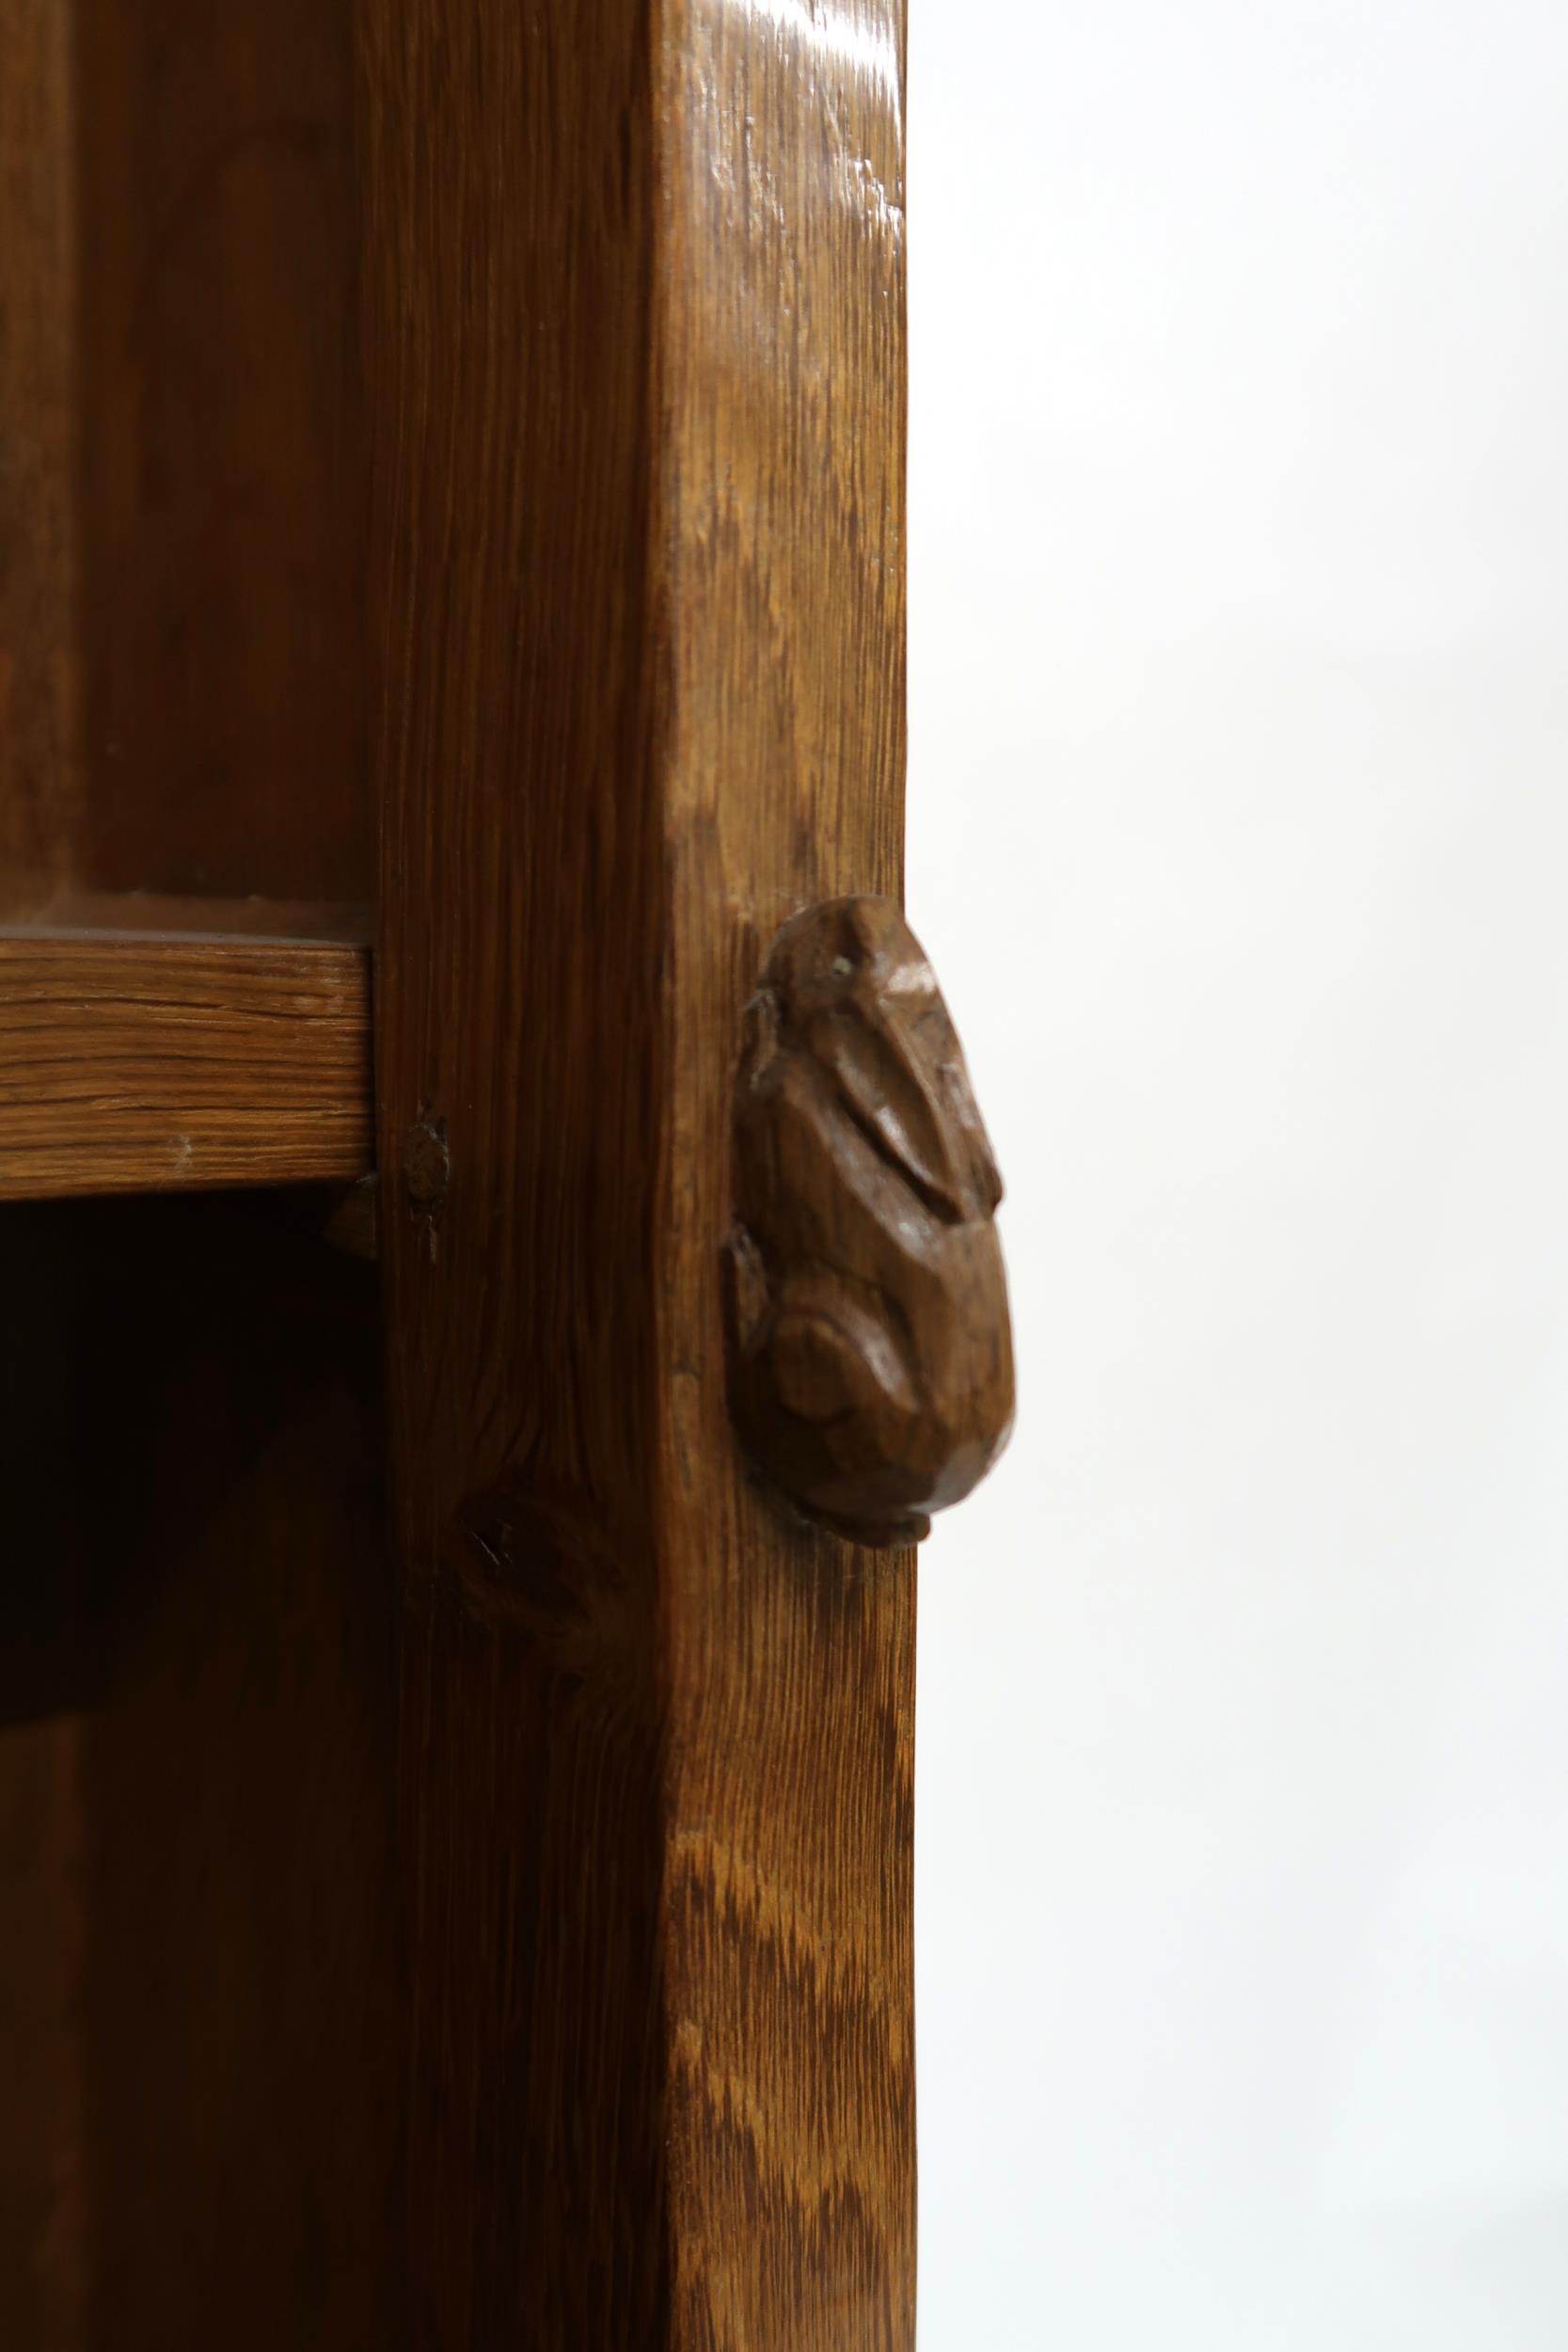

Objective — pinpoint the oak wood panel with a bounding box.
[1,5,397,2342]
[0,900,372,1199]
[0,1195,405,2350]
[359,9,668,2339]
[71,0,368,902]
[659,9,911,2343]
[359,1,913,2344]
[0,0,79,913]
[2,0,368,914]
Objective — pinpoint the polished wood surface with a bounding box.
[1,0,367,914]
[0,900,372,1199]
[0,0,78,912]
[659,19,912,2332]
[358,8,667,2336]
[358,0,914,2341]
[0,1197,404,2350]
[1,6,398,2341]
[5,0,924,2336]
[73,0,367,902]
[729,896,1014,1546]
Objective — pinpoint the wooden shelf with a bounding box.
[0,895,373,1200]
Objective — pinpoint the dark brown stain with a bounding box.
[359,0,915,2343]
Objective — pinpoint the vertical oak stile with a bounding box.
[1,0,78,909]
[1,13,86,2341]
[361,1,912,2343]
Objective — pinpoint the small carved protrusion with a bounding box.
[725,896,1015,1548]
[403,1105,450,1220]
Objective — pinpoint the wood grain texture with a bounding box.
[1,7,396,2340]
[3,0,367,914]
[0,37,84,2296]
[658,13,912,2340]
[359,0,913,2343]
[0,0,79,912]
[360,8,668,2341]
[0,900,372,1198]
[72,0,368,901]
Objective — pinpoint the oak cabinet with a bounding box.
[0,5,1006,2344]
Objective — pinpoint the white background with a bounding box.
[907,3,1568,2344]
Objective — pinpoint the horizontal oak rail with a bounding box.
[0,896,372,1200]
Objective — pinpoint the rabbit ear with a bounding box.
[819,1000,1002,1225]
